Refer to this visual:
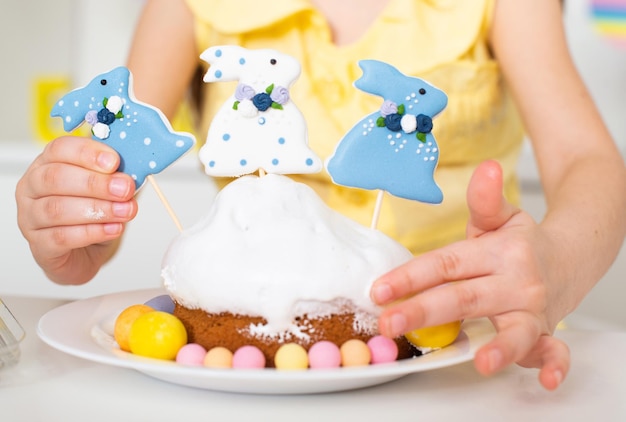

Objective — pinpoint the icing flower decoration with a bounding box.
[376,100,433,142]
[87,96,125,140]
[233,83,289,115]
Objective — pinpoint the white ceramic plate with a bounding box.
[38,288,495,394]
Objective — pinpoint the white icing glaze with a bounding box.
[161,174,413,336]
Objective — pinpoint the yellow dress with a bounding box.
[184,0,525,254]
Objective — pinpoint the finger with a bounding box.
[473,314,543,376]
[28,222,126,262]
[24,196,137,232]
[25,161,135,201]
[371,237,493,306]
[376,273,542,337]
[35,136,120,173]
[466,160,520,238]
[518,335,570,391]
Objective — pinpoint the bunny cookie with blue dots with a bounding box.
[198,45,322,177]
[327,60,447,204]
[51,67,196,189]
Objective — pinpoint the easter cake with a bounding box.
[159,46,450,367]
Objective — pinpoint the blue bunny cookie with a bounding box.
[326,60,447,204]
[51,67,195,189]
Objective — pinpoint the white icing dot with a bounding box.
[424,157,429,161]
[428,142,433,146]
[65,116,71,123]
[405,96,411,101]
[176,140,185,147]
[403,139,408,144]
[58,100,64,106]
[149,161,157,169]
[416,149,421,154]
[430,156,435,161]
[396,133,402,138]
[74,101,79,107]
[132,174,137,180]
[362,123,368,128]
[362,131,368,136]
[426,148,431,153]
[390,141,396,146]
[144,137,151,145]
[411,93,416,98]
[399,144,404,149]
[120,131,127,139]
[432,148,438,152]
[387,134,393,140]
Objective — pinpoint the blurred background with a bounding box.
[0,0,624,328]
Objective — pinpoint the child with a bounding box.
[15,0,626,390]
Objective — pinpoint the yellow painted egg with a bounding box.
[128,311,187,360]
[404,320,462,349]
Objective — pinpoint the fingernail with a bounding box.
[487,349,503,371]
[372,283,393,304]
[103,223,122,235]
[112,202,132,218]
[109,177,131,198]
[553,369,563,386]
[97,152,118,171]
[389,313,407,337]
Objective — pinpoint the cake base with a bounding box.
[174,303,420,367]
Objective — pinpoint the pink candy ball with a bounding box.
[232,345,266,369]
[367,335,399,364]
[308,341,341,369]
[175,343,207,366]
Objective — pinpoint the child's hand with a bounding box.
[15,136,138,285]
[371,160,570,390]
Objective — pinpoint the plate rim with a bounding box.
[37,288,495,393]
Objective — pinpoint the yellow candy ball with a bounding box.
[128,311,188,360]
[340,339,371,367]
[204,347,234,368]
[274,343,308,370]
[113,304,154,352]
[404,320,462,349]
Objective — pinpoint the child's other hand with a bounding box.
[371,160,570,391]
[15,136,138,285]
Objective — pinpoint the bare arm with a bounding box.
[491,0,626,315]
[126,0,199,118]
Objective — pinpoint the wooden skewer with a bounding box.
[147,175,183,232]
[370,190,385,230]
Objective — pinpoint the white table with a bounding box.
[1,295,624,421]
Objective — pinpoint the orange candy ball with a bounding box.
[113,304,155,352]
